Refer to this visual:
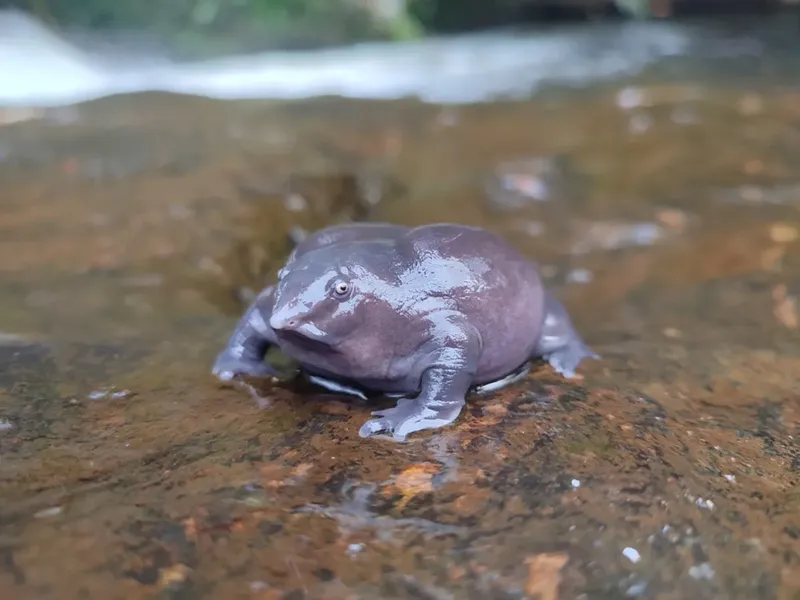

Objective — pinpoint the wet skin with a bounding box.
[212,222,599,440]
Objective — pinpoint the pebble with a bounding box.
[622,547,641,564]
[689,562,716,580]
[158,564,191,588]
[655,208,688,231]
[695,497,715,510]
[769,223,798,244]
[283,193,308,212]
[87,388,135,401]
[626,580,649,596]
[485,155,571,211]
[499,173,550,202]
[566,269,593,284]
[34,506,63,518]
[249,581,270,592]
[347,543,365,557]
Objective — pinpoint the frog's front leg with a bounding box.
[212,285,281,381]
[358,315,480,441]
[532,290,599,379]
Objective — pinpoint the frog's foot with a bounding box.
[212,349,278,382]
[358,396,466,442]
[543,342,599,379]
[359,317,478,441]
[534,290,600,379]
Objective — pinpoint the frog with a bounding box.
[212,222,598,440]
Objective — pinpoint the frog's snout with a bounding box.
[269,306,302,331]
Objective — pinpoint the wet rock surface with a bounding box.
[0,84,799,600]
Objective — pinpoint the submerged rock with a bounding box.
[484,154,581,211]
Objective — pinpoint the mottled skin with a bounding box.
[212,222,598,440]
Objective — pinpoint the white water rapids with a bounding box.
[0,8,769,108]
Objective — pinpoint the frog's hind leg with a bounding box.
[533,290,599,379]
[473,362,531,395]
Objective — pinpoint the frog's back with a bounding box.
[403,223,539,285]
[289,222,409,263]
[403,224,546,383]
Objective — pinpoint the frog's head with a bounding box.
[269,244,390,348]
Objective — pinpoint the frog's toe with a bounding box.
[545,343,598,379]
[358,399,464,441]
[369,397,416,417]
[212,351,277,382]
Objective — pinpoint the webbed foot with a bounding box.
[212,349,278,382]
[358,313,479,441]
[534,290,599,379]
[358,396,465,441]
[544,342,599,379]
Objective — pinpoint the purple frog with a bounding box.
[212,222,598,440]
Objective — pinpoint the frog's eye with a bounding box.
[332,280,350,297]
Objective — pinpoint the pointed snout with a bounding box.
[269,304,329,343]
[269,306,301,331]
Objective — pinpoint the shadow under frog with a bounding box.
[212,222,598,441]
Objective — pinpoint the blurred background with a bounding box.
[1,2,799,600]
[3,0,800,106]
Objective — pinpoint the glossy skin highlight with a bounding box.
[212,222,599,440]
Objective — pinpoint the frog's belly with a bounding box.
[301,364,418,395]
[303,362,530,400]
[277,340,416,395]
[276,332,416,392]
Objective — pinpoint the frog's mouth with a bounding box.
[278,327,332,351]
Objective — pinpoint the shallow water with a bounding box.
[2,35,800,600]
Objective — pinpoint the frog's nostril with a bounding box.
[269,310,299,331]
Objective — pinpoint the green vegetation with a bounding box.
[0,0,657,58]
[4,0,433,57]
